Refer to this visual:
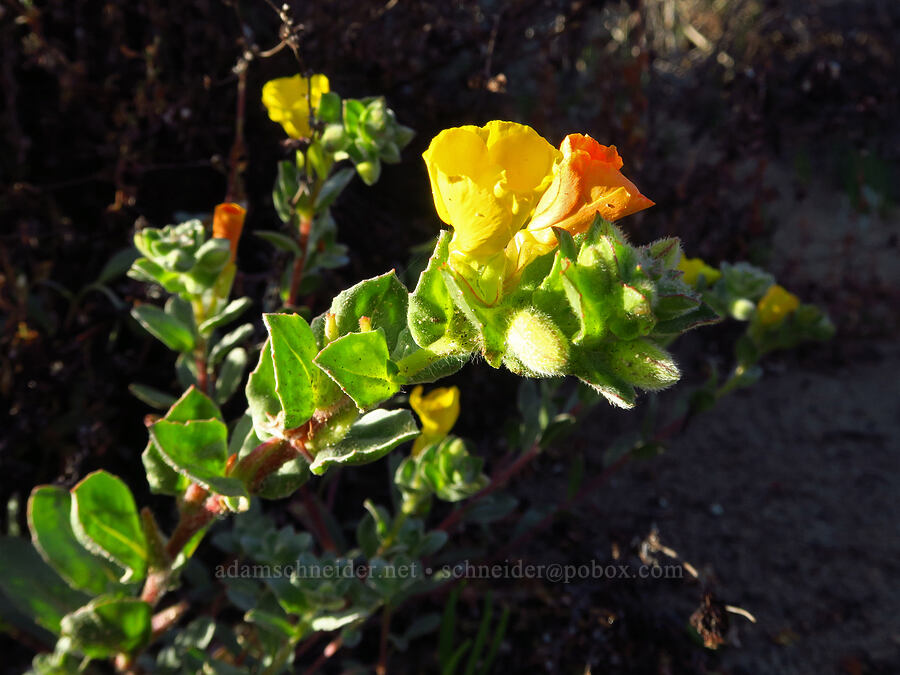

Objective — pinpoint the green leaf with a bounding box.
[175,353,199,389]
[255,230,302,255]
[128,382,177,410]
[165,295,197,337]
[408,230,455,348]
[256,457,311,500]
[209,323,254,366]
[246,339,281,440]
[127,258,188,295]
[142,440,190,496]
[70,471,148,583]
[97,247,140,284]
[265,313,319,428]
[315,167,356,210]
[131,304,195,352]
[215,346,248,404]
[0,536,89,634]
[653,302,722,336]
[309,409,418,475]
[316,91,342,123]
[150,419,248,498]
[166,385,224,422]
[273,160,300,223]
[323,271,409,349]
[28,486,121,595]
[61,596,151,658]
[314,330,399,411]
[198,297,253,334]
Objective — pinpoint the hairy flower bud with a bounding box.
[504,309,569,377]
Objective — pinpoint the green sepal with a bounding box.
[653,302,722,336]
[70,471,148,583]
[314,329,400,411]
[27,486,122,596]
[131,304,195,352]
[309,409,418,475]
[60,596,152,658]
[407,230,455,348]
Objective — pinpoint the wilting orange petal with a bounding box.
[213,202,247,261]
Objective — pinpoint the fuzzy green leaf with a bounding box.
[150,419,248,498]
[0,536,89,634]
[131,304,195,352]
[309,409,418,475]
[314,330,399,411]
[265,313,319,427]
[61,596,152,658]
[198,297,253,334]
[323,271,409,349]
[28,486,122,596]
[70,471,148,583]
[408,230,455,348]
[215,346,248,404]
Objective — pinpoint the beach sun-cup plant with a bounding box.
[1,104,833,674]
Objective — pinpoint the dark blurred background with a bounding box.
[2,1,898,672]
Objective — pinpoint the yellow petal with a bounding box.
[422,121,558,260]
[409,385,461,455]
[261,74,330,139]
[757,284,800,326]
[677,257,721,287]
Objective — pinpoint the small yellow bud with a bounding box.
[358,316,372,332]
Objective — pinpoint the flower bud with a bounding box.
[212,202,246,262]
[504,309,569,377]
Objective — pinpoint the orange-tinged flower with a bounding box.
[409,385,461,455]
[757,284,800,326]
[509,134,653,270]
[212,202,246,261]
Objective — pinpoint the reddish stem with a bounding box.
[287,216,312,307]
[302,636,343,675]
[438,441,542,533]
[375,605,392,675]
[300,486,337,553]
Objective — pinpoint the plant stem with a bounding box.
[300,485,337,553]
[437,441,542,533]
[287,215,312,307]
[302,635,343,675]
[375,604,392,675]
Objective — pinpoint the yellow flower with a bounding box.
[757,284,800,326]
[212,202,246,262]
[422,121,559,259]
[677,257,722,286]
[262,74,330,139]
[409,385,461,455]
